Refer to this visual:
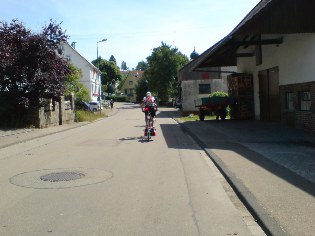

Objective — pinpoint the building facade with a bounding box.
[237,34,315,131]
[120,70,143,102]
[60,42,101,102]
[193,0,315,133]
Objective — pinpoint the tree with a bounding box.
[136,60,149,71]
[142,42,189,103]
[121,61,128,71]
[135,77,149,102]
[0,19,70,125]
[92,57,122,90]
[106,84,115,94]
[64,64,89,104]
[109,55,117,65]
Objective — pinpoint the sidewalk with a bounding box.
[0,105,119,149]
[173,116,315,236]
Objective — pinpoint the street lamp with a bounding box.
[97,38,107,69]
[96,38,107,113]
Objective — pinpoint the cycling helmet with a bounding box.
[146,91,151,96]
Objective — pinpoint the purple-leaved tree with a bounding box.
[0,19,70,125]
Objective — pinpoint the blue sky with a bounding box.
[1,0,260,69]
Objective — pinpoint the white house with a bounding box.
[193,0,315,134]
[60,42,101,102]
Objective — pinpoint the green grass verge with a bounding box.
[180,113,231,122]
[75,110,106,122]
[180,114,216,121]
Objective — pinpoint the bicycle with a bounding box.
[143,107,156,142]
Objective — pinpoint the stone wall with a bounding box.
[33,95,75,128]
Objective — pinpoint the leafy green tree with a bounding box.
[135,77,149,102]
[136,60,149,71]
[92,57,122,88]
[109,55,117,65]
[106,84,115,94]
[0,19,69,125]
[121,61,128,70]
[143,42,189,103]
[101,84,107,95]
[64,64,90,103]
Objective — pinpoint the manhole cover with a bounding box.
[40,172,85,182]
[9,168,113,189]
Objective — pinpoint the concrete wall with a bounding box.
[179,62,234,113]
[181,77,228,113]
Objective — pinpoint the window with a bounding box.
[91,84,95,95]
[199,84,211,94]
[129,81,133,86]
[299,91,311,111]
[285,92,294,111]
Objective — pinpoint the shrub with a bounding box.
[75,110,106,122]
[108,95,129,102]
[209,91,228,98]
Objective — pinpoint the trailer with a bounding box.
[195,96,235,121]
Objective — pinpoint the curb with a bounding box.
[174,118,287,236]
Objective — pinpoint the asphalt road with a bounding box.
[0,104,264,235]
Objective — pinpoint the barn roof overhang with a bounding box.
[193,0,315,69]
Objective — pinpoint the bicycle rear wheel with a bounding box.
[147,128,151,141]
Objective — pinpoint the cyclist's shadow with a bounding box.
[119,136,152,143]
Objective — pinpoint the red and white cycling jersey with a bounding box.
[143,96,156,106]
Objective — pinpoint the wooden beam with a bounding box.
[236,52,255,57]
[232,38,283,46]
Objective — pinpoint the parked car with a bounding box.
[76,101,92,111]
[89,101,102,112]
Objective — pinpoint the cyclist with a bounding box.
[141,91,157,127]
[109,99,114,109]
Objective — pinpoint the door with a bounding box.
[268,67,280,121]
[258,67,280,121]
[258,70,269,120]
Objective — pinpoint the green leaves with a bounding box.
[92,57,122,87]
[135,61,148,71]
[209,91,229,98]
[64,64,89,103]
[143,42,189,103]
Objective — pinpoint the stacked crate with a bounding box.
[228,73,254,120]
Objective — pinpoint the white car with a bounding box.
[89,102,102,112]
